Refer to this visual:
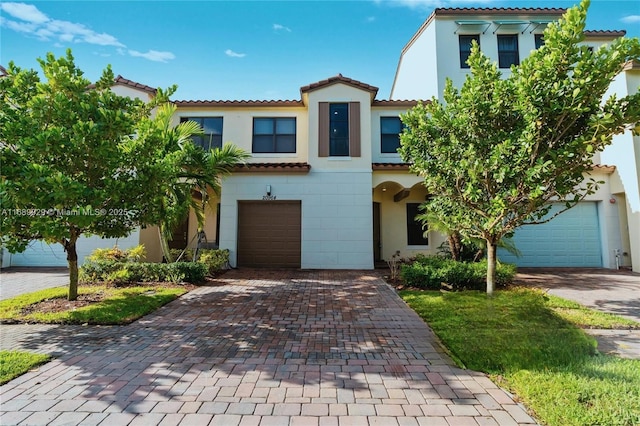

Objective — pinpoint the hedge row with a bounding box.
[400,255,516,291]
[79,261,208,285]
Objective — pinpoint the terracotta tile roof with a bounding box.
[372,163,412,171]
[433,7,566,17]
[623,60,640,71]
[372,100,424,107]
[300,74,379,96]
[0,65,7,77]
[233,163,311,173]
[584,30,626,38]
[174,100,304,107]
[113,75,157,94]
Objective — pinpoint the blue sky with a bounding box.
[1,1,638,101]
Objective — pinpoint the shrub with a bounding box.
[400,255,516,291]
[170,248,193,262]
[198,249,229,275]
[80,261,207,284]
[87,245,146,263]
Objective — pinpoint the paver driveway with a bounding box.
[1,269,536,425]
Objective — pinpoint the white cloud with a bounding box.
[0,3,125,47]
[273,23,291,32]
[129,49,175,63]
[621,15,640,24]
[1,2,174,63]
[0,2,49,24]
[225,49,246,58]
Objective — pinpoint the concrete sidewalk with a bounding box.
[515,268,640,359]
[0,267,68,301]
[1,269,536,425]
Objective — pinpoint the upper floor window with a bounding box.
[534,34,544,50]
[497,34,519,68]
[252,117,296,153]
[330,103,349,156]
[459,34,480,68]
[318,102,361,158]
[406,203,429,246]
[380,117,403,154]
[180,117,223,150]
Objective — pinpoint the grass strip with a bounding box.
[0,285,187,325]
[401,287,640,426]
[0,351,51,385]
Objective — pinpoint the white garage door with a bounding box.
[9,229,141,267]
[498,202,602,267]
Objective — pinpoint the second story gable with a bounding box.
[173,74,419,168]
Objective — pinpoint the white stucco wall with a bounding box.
[219,170,373,269]
[391,21,439,100]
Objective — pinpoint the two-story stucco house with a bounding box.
[133,75,438,269]
[391,7,639,273]
[3,6,637,273]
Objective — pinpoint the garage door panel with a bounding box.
[237,201,301,268]
[499,202,601,267]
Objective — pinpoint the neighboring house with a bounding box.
[390,7,639,272]
[0,76,156,268]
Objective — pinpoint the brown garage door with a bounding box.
[237,201,301,268]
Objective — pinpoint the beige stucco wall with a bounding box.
[174,106,309,164]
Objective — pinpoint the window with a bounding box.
[180,117,223,150]
[318,102,360,157]
[459,34,480,68]
[330,103,349,156]
[534,34,544,50]
[406,203,429,246]
[252,117,296,153]
[497,34,519,68]
[380,117,403,153]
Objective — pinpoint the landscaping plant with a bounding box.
[399,0,640,293]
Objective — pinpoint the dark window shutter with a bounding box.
[318,102,329,157]
[349,102,361,157]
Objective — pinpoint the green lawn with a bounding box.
[0,285,187,325]
[401,287,640,426]
[0,351,51,385]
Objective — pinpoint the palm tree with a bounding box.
[149,103,249,262]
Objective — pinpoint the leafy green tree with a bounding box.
[135,103,249,262]
[0,51,172,300]
[400,0,640,294]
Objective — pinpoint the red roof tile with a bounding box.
[0,65,7,77]
[372,100,424,107]
[300,74,379,96]
[433,7,566,16]
[372,163,412,171]
[233,163,311,173]
[174,100,304,107]
[113,75,157,94]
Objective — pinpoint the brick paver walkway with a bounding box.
[1,269,536,425]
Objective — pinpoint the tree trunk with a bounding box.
[158,225,173,263]
[448,232,462,261]
[486,239,497,295]
[65,236,79,301]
